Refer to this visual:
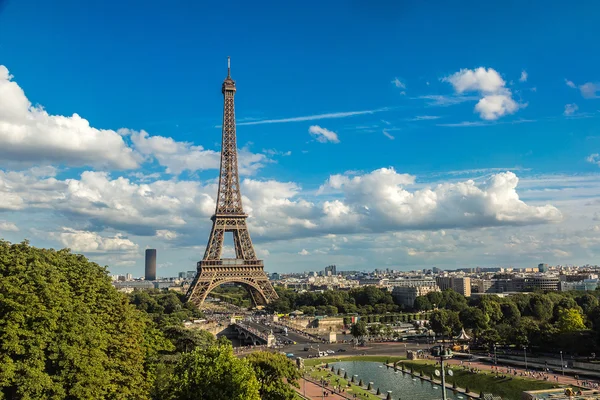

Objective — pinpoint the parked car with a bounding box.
[337,348,347,352]
[327,350,335,354]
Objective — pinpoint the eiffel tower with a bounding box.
[186,58,278,308]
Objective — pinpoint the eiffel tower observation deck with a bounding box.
[186,58,278,308]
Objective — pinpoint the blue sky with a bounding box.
[0,0,599,275]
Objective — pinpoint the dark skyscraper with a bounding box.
[145,249,157,281]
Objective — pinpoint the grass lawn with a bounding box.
[401,360,560,400]
[304,355,404,367]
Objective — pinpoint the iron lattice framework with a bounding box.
[186,58,278,308]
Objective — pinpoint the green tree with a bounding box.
[368,324,383,337]
[576,293,599,315]
[429,309,462,339]
[383,324,394,339]
[350,320,368,340]
[163,326,216,353]
[165,342,260,400]
[414,296,432,311]
[527,294,554,322]
[555,308,586,333]
[499,301,521,325]
[0,240,150,400]
[246,352,301,400]
[478,297,503,324]
[459,307,489,338]
[479,329,501,348]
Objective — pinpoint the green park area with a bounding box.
[401,359,559,400]
[304,356,560,400]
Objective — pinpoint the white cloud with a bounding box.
[580,82,600,99]
[0,221,18,232]
[564,103,579,116]
[308,125,340,143]
[415,95,479,107]
[298,249,310,256]
[129,130,267,175]
[443,67,522,120]
[263,149,292,157]
[156,229,178,240]
[237,108,388,126]
[51,228,138,253]
[0,66,138,169]
[443,67,505,94]
[587,154,600,166]
[0,165,565,261]
[391,77,406,89]
[475,94,519,120]
[382,130,395,140]
[409,115,441,121]
[319,168,561,231]
[565,79,576,88]
[519,70,528,82]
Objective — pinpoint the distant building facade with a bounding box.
[145,249,157,281]
[392,283,440,308]
[325,265,337,276]
[436,276,471,297]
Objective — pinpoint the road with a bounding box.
[244,320,311,346]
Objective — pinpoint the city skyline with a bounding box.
[1,1,600,275]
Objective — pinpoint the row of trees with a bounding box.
[267,285,400,315]
[416,288,600,353]
[0,240,300,399]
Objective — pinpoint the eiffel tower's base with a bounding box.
[186,259,278,308]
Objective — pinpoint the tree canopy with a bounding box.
[163,342,261,400]
[0,240,164,400]
[246,352,301,400]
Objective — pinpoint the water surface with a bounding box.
[331,361,465,400]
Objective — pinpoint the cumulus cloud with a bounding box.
[0,221,19,232]
[565,79,600,99]
[588,154,600,166]
[128,130,267,175]
[564,103,579,116]
[0,166,563,246]
[51,228,138,253]
[319,168,561,231]
[0,66,138,169]
[156,229,178,240]
[0,168,216,235]
[580,82,600,99]
[298,249,310,256]
[519,70,528,82]
[443,67,522,120]
[308,125,340,143]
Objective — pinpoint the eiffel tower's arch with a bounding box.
[187,274,270,308]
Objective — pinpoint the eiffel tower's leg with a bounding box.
[187,277,212,307]
[203,219,225,260]
[232,219,257,260]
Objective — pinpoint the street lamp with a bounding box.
[560,351,564,376]
[523,346,528,371]
[432,344,453,400]
[493,344,497,365]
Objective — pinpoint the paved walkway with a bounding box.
[295,378,352,399]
